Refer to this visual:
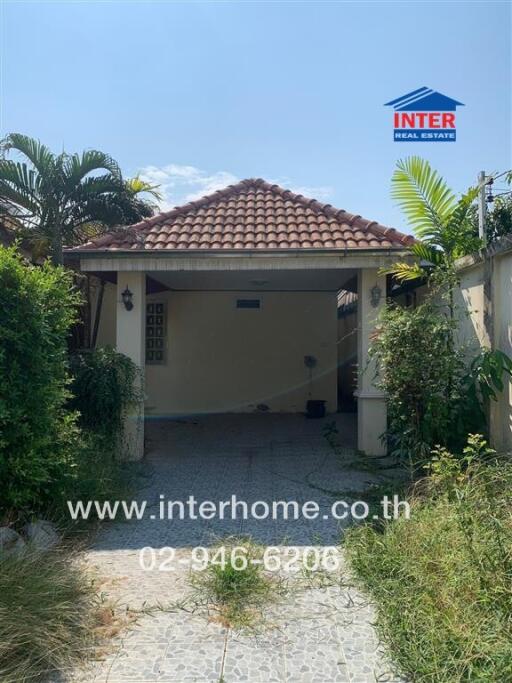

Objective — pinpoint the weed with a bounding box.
[188,538,285,631]
[344,436,512,682]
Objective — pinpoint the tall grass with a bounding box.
[0,548,100,683]
[344,437,512,683]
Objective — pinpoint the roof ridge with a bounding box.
[127,178,264,233]
[71,177,415,251]
[242,178,414,247]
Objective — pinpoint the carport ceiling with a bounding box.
[147,268,358,292]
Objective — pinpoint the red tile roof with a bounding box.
[70,178,414,252]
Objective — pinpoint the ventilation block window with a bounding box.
[146,302,166,364]
[236,299,261,309]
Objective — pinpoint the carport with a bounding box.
[66,178,414,459]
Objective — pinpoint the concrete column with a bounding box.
[355,268,387,455]
[116,272,145,460]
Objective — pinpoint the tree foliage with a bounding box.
[0,247,80,513]
[485,195,512,243]
[370,302,512,466]
[383,157,481,284]
[69,346,142,446]
[370,302,465,464]
[0,133,160,264]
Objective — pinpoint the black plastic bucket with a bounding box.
[306,400,326,419]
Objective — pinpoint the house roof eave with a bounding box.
[66,246,411,260]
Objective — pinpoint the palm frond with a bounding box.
[126,175,162,202]
[444,186,479,233]
[0,163,40,214]
[69,173,126,199]
[0,159,39,196]
[442,186,482,257]
[62,150,122,189]
[391,157,457,240]
[0,136,160,256]
[379,261,427,282]
[410,241,444,266]
[1,133,54,175]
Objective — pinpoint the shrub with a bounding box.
[0,247,80,515]
[370,301,512,466]
[53,430,137,524]
[57,347,143,520]
[344,435,512,683]
[369,301,465,464]
[0,548,99,683]
[69,346,142,444]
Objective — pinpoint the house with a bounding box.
[66,178,414,459]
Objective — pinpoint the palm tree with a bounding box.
[384,157,481,288]
[0,133,160,265]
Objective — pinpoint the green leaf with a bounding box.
[379,261,426,282]
[1,133,54,175]
[62,150,122,191]
[391,157,457,240]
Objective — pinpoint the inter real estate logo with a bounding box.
[384,87,464,142]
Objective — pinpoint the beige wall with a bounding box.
[456,244,512,452]
[455,262,490,354]
[94,280,117,348]
[490,250,512,451]
[96,286,338,416]
[146,290,338,416]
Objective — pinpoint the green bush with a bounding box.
[69,346,141,443]
[58,430,137,521]
[57,347,143,519]
[370,301,463,463]
[0,548,99,683]
[370,301,512,466]
[0,247,80,515]
[344,435,512,683]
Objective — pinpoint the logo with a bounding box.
[384,87,464,142]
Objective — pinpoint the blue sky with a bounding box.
[2,1,511,232]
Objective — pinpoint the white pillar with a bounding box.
[355,268,387,456]
[116,272,145,460]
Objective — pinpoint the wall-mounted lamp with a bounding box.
[370,284,382,308]
[121,286,134,311]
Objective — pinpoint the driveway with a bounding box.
[68,414,405,683]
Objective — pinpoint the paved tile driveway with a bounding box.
[69,414,405,683]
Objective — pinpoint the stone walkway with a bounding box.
[65,415,405,683]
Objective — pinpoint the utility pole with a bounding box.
[477,170,487,246]
[477,170,493,352]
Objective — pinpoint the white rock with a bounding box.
[24,519,60,551]
[0,526,26,556]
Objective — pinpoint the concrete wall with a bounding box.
[146,290,338,416]
[492,248,512,451]
[456,239,512,452]
[455,262,490,354]
[93,280,117,348]
[95,286,338,416]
